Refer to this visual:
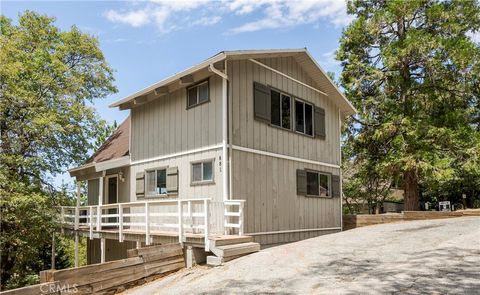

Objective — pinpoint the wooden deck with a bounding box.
[63,225,251,248]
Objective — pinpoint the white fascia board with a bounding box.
[303,50,357,116]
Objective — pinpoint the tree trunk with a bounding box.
[404,169,420,211]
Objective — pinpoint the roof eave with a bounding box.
[109,52,227,108]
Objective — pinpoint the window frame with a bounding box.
[190,159,215,186]
[294,98,315,137]
[145,167,168,197]
[305,169,332,198]
[270,88,292,131]
[186,79,210,109]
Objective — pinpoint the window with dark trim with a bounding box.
[305,170,331,197]
[271,90,291,129]
[254,81,325,139]
[187,80,209,108]
[295,99,314,136]
[191,160,214,184]
[146,168,167,196]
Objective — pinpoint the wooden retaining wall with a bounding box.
[0,243,185,295]
[343,210,480,230]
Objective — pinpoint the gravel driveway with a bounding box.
[124,217,480,294]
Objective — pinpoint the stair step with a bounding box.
[211,242,260,258]
[209,235,253,247]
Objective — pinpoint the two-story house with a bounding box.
[64,49,356,266]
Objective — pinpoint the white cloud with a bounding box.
[229,0,353,33]
[105,9,150,27]
[192,16,222,26]
[104,0,351,34]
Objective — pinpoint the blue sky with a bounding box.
[2,0,352,187]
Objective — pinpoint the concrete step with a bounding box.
[206,253,246,266]
[209,235,253,247]
[210,242,260,258]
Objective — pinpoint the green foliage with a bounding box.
[93,120,118,152]
[338,0,480,210]
[0,11,116,289]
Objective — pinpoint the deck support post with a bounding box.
[51,234,55,270]
[100,238,105,263]
[75,182,81,230]
[74,232,79,267]
[185,246,193,269]
[136,241,141,249]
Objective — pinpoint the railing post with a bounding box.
[89,206,93,239]
[239,202,244,236]
[224,203,229,235]
[188,200,193,232]
[97,205,102,231]
[178,200,184,244]
[74,207,79,230]
[60,207,65,225]
[204,199,209,251]
[145,202,150,245]
[118,203,123,242]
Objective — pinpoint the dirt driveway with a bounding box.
[125,217,480,294]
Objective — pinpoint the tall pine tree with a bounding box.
[338,0,480,210]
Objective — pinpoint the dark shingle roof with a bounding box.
[87,117,129,163]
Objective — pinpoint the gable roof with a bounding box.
[110,48,357,116]
[87,117,130,164]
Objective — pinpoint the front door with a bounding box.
[106,176,118,224]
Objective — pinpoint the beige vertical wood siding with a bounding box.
[86,167,130,205]
[231,150,341,245]
[228,56,342,245]
[228,57,341,165]
[129,149,223,202]
[130,75,224,162]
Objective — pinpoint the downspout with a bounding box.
[209,62,229,201]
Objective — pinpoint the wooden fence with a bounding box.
[0,243,185,295]
[343,209,480,230]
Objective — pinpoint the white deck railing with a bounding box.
[59,199,245,251]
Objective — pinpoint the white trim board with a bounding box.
[231,145,340,169]
[248,58,328,97]
[245,227,341,236]
[131,144,223,166]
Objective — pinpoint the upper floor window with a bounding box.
[271,90,291,129]
[254,81,325,139]
[146,168,167,195]
[191,160,214,184]
[295,99,313,136]
[187,80,209,108]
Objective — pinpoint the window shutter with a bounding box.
[332,175,341,198]
[166,167,178,194]
[314,106,326,139]
[296,169,307,196]
[254,82,271,122]
[136,172,145,198]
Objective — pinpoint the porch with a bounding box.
[59,198,251,265]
